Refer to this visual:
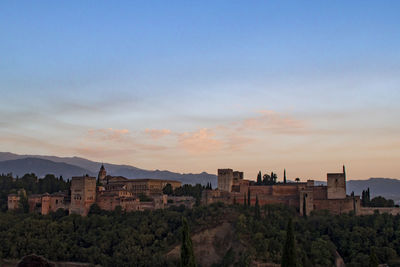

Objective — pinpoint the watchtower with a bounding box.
[218,169,234,192]
[327,165,346,199]
[69,175,96,216]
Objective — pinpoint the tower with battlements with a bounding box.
[327,165,347,199]
[69,175,96,216]
[218,169,234,192]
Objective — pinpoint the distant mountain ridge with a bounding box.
[0,158,94,178]
[0,152,217,186]
[312,178,400,204]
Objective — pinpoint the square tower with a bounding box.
[69,175,96,216]
[327,166,346,199]
[218,169,234,192]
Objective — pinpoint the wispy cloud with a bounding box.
[88,128,130,142]
[241,110,306,134]
[145,128,172,139]
[178,128,222,154]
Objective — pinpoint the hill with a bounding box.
[0,158,94,179]
[0,152,217,186]
[314,178,400,204]
[347,178,400,203]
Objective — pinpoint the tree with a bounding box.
[254,195,261,220]
[257,171,262,185]
[181,217,196,267]
[284,169,287,184]
[163,184,173,195]
[88,203,102,215]
[18,191,29,213]
[243,193,247,207]
[295,178,300,183]
[262,174,271,185]
[369,196,395,207]
[302,194,307,218]
[247,188,251,206]
[205,182,213,190]
[369,248,378,267]
[281,218,297,267]
[271,172,277,184]
[367,188,371,203]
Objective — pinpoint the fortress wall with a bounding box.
[358,207,400,216]
[97,194,123,211]
[312,186,328,200]
[7,195,20,211]
[28,195,41,212]
[272,184,302,196]
[313,197,356,214]
[48,195,67,213]
[41,195,51,215]
[249,186,273,195]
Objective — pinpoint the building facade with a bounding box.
[8,165,189,216]
[203,166,385,216]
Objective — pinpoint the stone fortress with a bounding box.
[8,165,400,216]
[202,166,400,216]
[8,165,193,216]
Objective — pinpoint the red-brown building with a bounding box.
[203,166,363,216]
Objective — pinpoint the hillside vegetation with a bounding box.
[1,203,400,266]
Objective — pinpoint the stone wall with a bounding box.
[313,197,358,215]
[358,207,400,216]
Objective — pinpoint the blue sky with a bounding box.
[1,1,399,179]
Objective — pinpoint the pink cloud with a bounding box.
[179,128,222,154]
[145,128,172,139]
[241,110,306,134]
[88,128,130,141]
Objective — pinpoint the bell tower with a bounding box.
[98,164,107,184]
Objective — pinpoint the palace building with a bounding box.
[8,165,189,216]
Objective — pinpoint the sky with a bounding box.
[0,1,399,180]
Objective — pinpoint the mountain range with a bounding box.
[0,152,399,203]
[0,152,217,186]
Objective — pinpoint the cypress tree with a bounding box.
[281,218,297,267]
[247,188,251,206]
[257,171,262,185]
[18,193,29,213]
[255,195,261,219]
[369,248,378,267]
[302,194,307,218]
[361,190,365,206]
[181,217,196,267]
[243,193,247,206]
[284,169,287,184]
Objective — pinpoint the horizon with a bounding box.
[1,1,400,180]
[1,151,399,182]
